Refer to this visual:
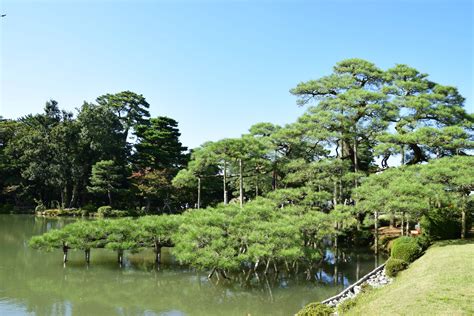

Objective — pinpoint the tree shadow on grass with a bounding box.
[432,238,474,248]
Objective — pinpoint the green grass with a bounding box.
[342,239,474,316]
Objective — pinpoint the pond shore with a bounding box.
[341,239,474,315]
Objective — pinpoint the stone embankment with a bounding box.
[322,264,391,308]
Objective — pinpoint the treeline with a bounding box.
[2,58,474,238]
[0,91,189,212]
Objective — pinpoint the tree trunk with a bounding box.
[60,189,65,210]
[239,158,243,208]
[107,189,112,206]
[401,145,405,165]
[356,254,360,281]
[407,144,426,165]
[353,137,359,173]
[69,184,78,208]
[117,249,123,266]
[264,259,271,274]
[155,244,162,264]
[208,267,216,279]
[146,198,151,213]
[63,246,68,263]
[85,249,90,264]
[197,177,201,209]
[374,211,379,255]
[223,160,228,205]
[401,212,405,236]
[461,196,466,239]
[272,150,277,190]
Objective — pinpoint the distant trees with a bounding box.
[0,91,188,211]
[87,160,125,206]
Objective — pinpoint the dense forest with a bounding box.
[3,59,474,271]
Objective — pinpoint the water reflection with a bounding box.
[0,215,386,316]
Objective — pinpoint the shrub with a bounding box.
[385,258,408,277]
[81,203,98,215]
[391,237,422,263]
[420,207,471,240]
[338,298,357,313]
[110,210,129,217]
[97,206,113,217]
[416,235,431,250]
[296,303,334,316]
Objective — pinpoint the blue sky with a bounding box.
[1,0,472,148]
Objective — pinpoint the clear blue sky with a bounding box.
[1,0,472,148]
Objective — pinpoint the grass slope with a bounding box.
[344,239,474,316]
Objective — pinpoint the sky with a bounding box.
[0,0,472,149]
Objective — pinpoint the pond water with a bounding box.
[0,215,386,316]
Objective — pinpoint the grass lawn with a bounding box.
[343,239,474,316]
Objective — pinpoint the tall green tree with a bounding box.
[87,160,125,206]
[291,58,394,173]
[377,64,473,164]
[134,116,188,171]
[96,91,150,143]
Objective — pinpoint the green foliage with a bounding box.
[134,117,188,170]
[391,237,422,263]
[385,258,408,277]
[88,160,125,206]
[296,302,334,316]
[420,208,465,240]
[29,228,68,251]
[337,298,358,313]
[97,206,113,217]
[30,198,335,273]
[416,235,432,251]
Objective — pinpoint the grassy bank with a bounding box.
[342,239,474,315]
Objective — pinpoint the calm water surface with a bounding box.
[0,215,386,316]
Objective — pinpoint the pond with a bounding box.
[0,215,386,316]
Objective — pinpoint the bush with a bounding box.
[97,206,113,217]
[385,258,408,277]
[391,237,422,263]
[296,303,334,316]
[416,235,431,250]
[110,210,129,217]
[338,298,357,313]
[420,207,472,240]
[81,203,98,215]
